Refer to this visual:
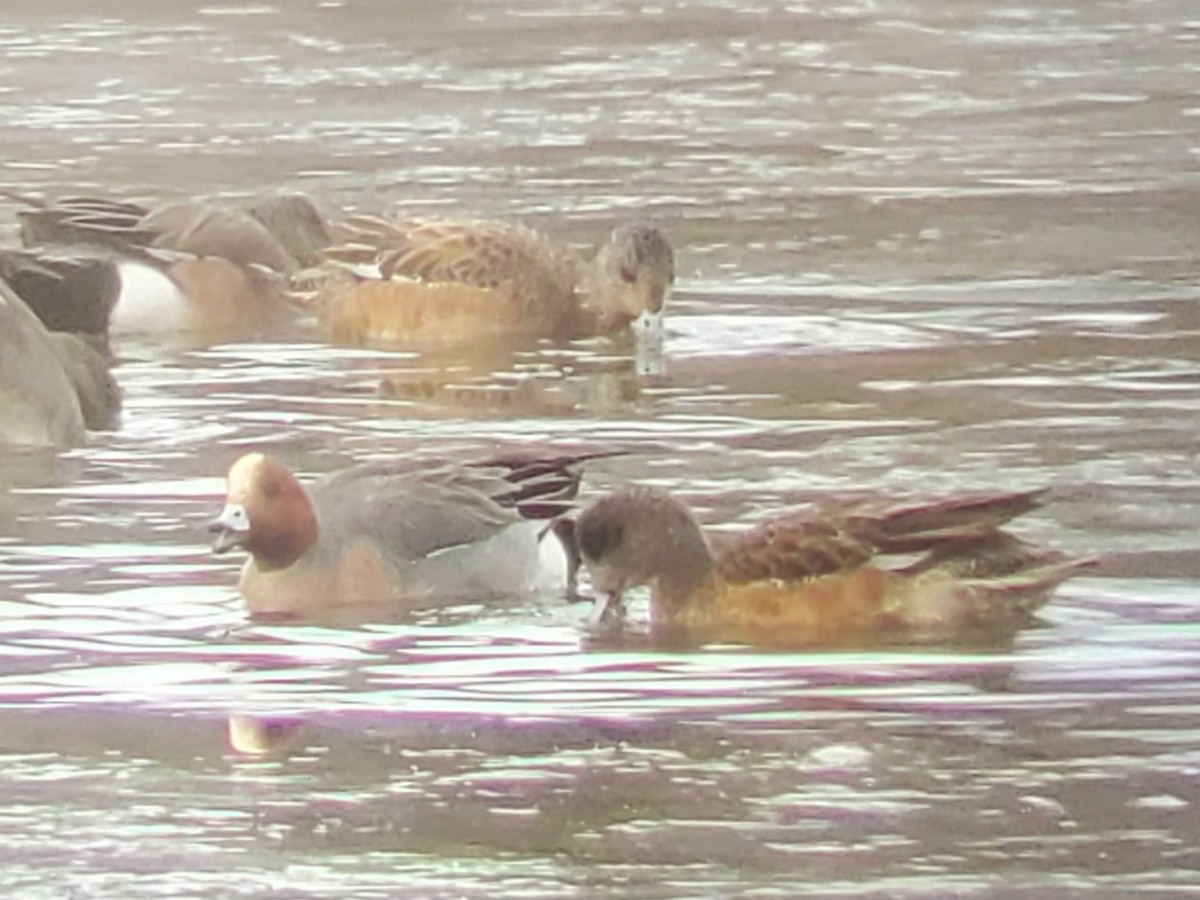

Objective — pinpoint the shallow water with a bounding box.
[2,1,1200,896]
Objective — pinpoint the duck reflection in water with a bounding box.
[228,715,310,757]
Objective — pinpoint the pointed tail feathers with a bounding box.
[847,488,1049,554]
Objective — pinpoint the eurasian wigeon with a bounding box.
[0,275,120,447]
[6,191,329,337]
[576,485,1094,645]
[12,191,328,273]
[210,450,609,616]
[307,215,674,345]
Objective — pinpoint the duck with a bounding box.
[575,485,1094,645]
[209,449,609,616]
[4,190,329,338]
[137,193,330,273]
[306,214,674,345]
[0,247,119,353]
[44,330,121,432]
[0,274,120,447]
[11,190,329,273]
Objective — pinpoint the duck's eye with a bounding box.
[618,264,637,284]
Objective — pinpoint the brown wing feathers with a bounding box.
[714,489,1050,585]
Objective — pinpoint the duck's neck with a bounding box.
[648,527,719,622]
[249,496,318,573]
[251,531,312,572]
[570,264,624,334]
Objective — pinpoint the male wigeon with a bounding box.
[308,215,674,345]
[12,191,328,273]
[6,191,328,337]
[210,450,608,616]
[576,485,1094,645]
[0,275,120,447]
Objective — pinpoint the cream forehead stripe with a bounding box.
[227,452,270,489]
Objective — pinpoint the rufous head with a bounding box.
[210,452,317,570]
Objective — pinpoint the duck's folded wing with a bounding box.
[336,216,574,291]
[311,465,522,564]
[14,195,158,251]
[381,218,519,288]
[713,489,1051,584]
[837,488,1048,553]
[714,514,875,584]
[466,449,619,518]
[143,202,297,274]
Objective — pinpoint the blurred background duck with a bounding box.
[2,189,329,341]
[0,274,120,448]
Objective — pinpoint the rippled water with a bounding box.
[2,1,1200,896]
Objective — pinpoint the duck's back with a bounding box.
[302,463,565,601]
[0,278,85,447]
[318,215,587,340]
[702,489,1087,638]
[382,217,578,303]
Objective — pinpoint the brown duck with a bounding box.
[4,191,329,338]
[576,485,1094,645]
[309,214,674,344]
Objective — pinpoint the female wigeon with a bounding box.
[210,450,608,616]
[308,214,674,345]
[0,275,120,447]
[6,191,328,337]
[576,485,1093,645]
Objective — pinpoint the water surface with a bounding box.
[2,1,1200,896]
